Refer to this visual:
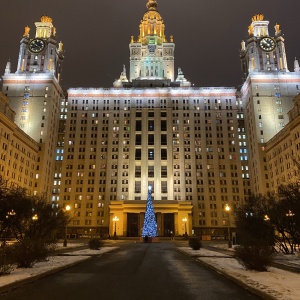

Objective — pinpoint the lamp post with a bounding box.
[113,215,119,238]
[63,205,71,247]
[182,217,187,236]
[225,204,232,248]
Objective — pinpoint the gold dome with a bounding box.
[137,0,166,44]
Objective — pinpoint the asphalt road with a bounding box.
[1,241,261,300]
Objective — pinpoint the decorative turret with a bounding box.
[175,67,191,87]
[113,65,129,87]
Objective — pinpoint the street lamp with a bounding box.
[63,205,71,247]
[113,215,119,238]
[225,204,232,248]
[182,217,187,236]
[32,214,38,221]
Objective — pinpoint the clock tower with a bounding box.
[240,14,288,77]
[2,16,64,199]
[240,15,300,195]
[129,0,175,83]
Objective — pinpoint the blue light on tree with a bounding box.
[142,186,157,237]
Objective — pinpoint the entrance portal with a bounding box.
[163,213,174,236]
[127,213,139,237]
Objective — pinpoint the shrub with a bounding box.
[0,246,15,276]
[12,238,54,268]
[188,237,202,250]
[88,238,103,250]
[235,245,274,271]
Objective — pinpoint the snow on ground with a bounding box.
[0,247,118,289]
[179,247,300,300]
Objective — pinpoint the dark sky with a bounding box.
[1,0,299,90]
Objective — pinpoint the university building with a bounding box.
[1,0,300,238]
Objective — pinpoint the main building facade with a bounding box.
[2,0,300,238]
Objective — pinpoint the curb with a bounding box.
[177,248,277,300]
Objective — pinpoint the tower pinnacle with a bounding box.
[146,0,158,11]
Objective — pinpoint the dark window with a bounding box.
[161,120,167,131]
[161,134,167,145]
[136,120,142,131]
[148,134,154,145]
[135,149,141,160]
[136,112,142,117]
[161,149,167,160]
[148,112,154,117]
[161,112,167,117]
[135,134,142,145]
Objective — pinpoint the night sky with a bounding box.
[1,0,299,90]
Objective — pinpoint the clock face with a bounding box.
[29,39,45,53]
[259,37,276,52]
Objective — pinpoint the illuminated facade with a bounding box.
[2,0,300,238]
[266,92,300,190]
[240,15,300,195]
[0,92,39,192]
[2,16,64,199]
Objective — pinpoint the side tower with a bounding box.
[129,0,175,82]
[2,16,64,199]
[240,15,300,195]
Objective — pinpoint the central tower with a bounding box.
[129,0,175,82]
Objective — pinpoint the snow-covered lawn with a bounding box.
[179,247,300,300]
[0,247,118,291]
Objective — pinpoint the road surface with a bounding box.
[1,241,261,300]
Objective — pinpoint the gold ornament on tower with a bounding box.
[40,15,53,23]
[146,0,158,11]
[275,23,281,35]
[252,14,264,22]
[23,26,30,37]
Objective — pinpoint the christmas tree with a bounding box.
[142,186,157,237]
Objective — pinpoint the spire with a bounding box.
[294,58,300,72]
[146,0,158,11]
[5,60,11,74]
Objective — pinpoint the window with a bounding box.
[135,166,141,178]
[136,120,142,131]
[161,166,167,178]
[135,134,142,145]
[135,181,141,193]
[161,149,167,160]
[148,120,154,131]
[148,134,154,145]
[161,134,167,145]
[161,120,167,131]
[161,181,167,193]
[148,166,154,177]
[135,149,141,160]
[148,149,154,160]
